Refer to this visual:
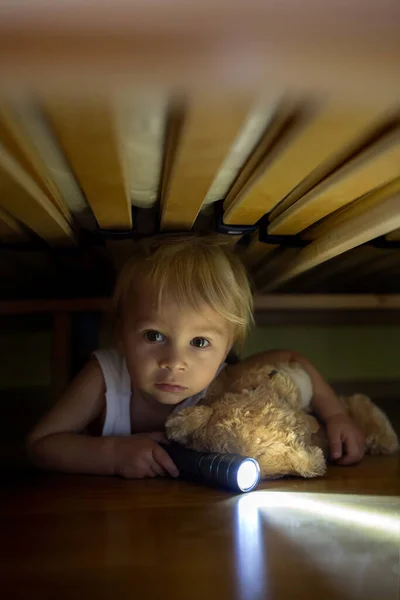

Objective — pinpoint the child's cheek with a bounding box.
[129,341,158,367]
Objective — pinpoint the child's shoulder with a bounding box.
[93,346,122,363]
[92,347,130,395]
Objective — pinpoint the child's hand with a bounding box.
[113,432,179,479]
[325,414,366,465]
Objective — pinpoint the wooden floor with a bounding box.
[1,455,399,600]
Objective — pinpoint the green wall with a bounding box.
[242,325,400,381]
[0,330,51,389]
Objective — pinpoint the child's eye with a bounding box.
[144,330,165,343]
[191,337,210,348]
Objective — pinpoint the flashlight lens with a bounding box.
[237,459,260,492]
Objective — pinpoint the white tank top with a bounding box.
[93,348,226,436]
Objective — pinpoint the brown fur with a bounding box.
[166,364,398,479]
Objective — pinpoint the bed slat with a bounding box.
[0,206,29,243]
[204,97,280,205]
[161,96,252,230]
[248,177,400,284]
[263,193,400,290]
[120,91,167,208]
[2,99,96,230]
[45,96,131,230]
[223,103,394,226]
[268,128,400,235]
[386,228,400,241]
[304,177,400,240]
[0,144,75,245]
[240,232,278,268]
[222,102,293,222]
[0,107,72,223]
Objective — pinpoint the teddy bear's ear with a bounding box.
[165,406,213,444]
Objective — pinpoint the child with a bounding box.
[27,234,365,478]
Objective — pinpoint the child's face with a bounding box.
[119,291,232,406]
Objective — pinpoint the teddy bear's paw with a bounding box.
[165,406,213,444]
[290,445,327,478]
[258,444,326,479]
[342,394,399,455]
[366,431,399,455]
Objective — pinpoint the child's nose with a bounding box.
[159,349,187,372]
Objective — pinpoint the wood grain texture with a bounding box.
[269,128,400,235]
[46,96,131,230]
[225,103,395,226]
[1,456,399,600]
[240,232,278,268]
[264,194,400,290]
[342,250,400,290]
[253,247,299,290]
[0,106,72,222]
[279,246,381,294]
[255,178,400,293]
[222,101,294,223]
[0,143,74,245]
[304,177,400,241]
[386,228,400,241]
[253,294,400,311]
[161,96,253,230]
[3,294,400,315]
[120,91,167,208]
[0,206,29,243]
[3,98,96,229]
[204,97,279,205]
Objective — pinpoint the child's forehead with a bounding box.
[125,289,231,332]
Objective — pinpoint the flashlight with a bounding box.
[161,442,260,493]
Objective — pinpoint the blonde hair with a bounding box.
[114,233,254,347]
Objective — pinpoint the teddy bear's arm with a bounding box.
[222,349,298,390]
[233,349,346,423]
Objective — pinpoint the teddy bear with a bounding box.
[165,362,399,479]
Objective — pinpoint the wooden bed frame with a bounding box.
[0,1,399,300]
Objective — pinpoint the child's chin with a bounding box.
[152,390,188,405]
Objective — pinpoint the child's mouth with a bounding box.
[155,383,187,393]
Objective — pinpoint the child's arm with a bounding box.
[26,358,179,478]
[229,349,365,465]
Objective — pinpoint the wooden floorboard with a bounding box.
[1,455,399,600]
